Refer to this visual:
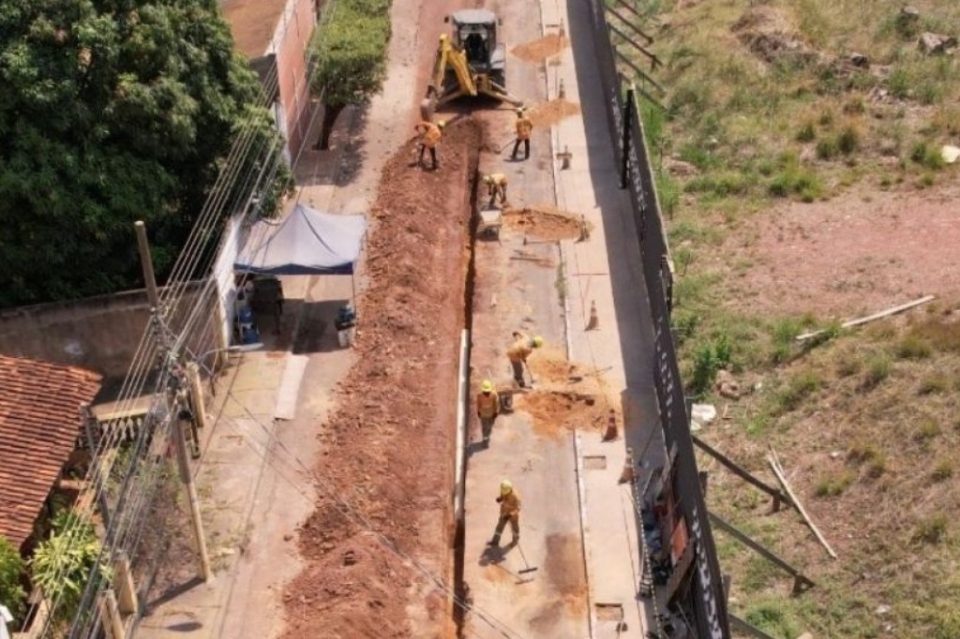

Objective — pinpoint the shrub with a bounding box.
[0,537,26,622]
[690,334,732,396]
[816,137,838,160]
[796,121,816,142]
[915,420,942,441]
[837,125,860,155]
[775,370,821,412]
[815,471,853,497]
[913,514,948,544]
[862,353,891,389]
[30,510,109,625]
[896,335,933,359]
[911,141,945,170]
[932,460,954,482]
[918,373,948,395]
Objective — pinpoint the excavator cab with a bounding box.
[422,9,520,119]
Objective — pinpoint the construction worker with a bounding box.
[484,173,508,208]
[415,119,445,170]
[489,479,521,547]
[511,108,533,161]
[476,379,500,448]
[507,331,543,388]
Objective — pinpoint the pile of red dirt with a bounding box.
[502,205,591,241]
[281,118,482,639]
[511,33,569,62]
[528,98,581,129]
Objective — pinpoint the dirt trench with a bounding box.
[281,119,482,639]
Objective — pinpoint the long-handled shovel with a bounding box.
[517,542,538,575]
[524,361,537,389]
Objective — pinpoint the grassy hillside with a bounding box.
[620,2,960,638]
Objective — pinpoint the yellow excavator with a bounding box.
[420,9,524,120]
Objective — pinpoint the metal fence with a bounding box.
[584,0,731,636]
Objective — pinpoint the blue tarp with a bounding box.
[234,204,366,276]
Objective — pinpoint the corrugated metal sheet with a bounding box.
[0,356,101,548]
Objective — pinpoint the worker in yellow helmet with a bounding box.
[476,379,500,448]
[489,479,521,547]
[506,331,543,388]
[415,119,445,170]
[483,173,508,209]
[511,107,533,161]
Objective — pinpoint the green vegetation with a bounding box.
[310,0,392,149]
[0,0,286,307]
[815,471,853,497]
[30,511,109,626]
[0,537,26,622]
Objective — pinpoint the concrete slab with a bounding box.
[463,411,588,639]
[273,354,308,420]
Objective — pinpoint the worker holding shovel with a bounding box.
[484,173,508,208]
[489,479,521,547]
[507,331,543,388]
[415,119,445,170]
[476,379,500,448]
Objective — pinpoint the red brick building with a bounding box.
[221,0,317,163]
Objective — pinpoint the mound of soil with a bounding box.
[511,33,569,62]
[528,98,582,129]
[502,205,590,241]
[281,119,483,638]
[732,6,820,66]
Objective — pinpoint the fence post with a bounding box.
[620,87,634,189]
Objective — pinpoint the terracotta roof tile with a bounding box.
[0,355,101,548]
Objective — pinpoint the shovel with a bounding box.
[523,360,538,389]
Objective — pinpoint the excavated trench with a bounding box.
[452,131,481,636]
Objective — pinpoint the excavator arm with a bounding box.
[421,30,524,120]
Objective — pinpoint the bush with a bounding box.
[690,334,732,396]
[910,141,945,170]
[862,353,891,389]
[815,471,853,497]
[896,335,933,359]
[816,136,838,160]
[914,514,948,544]
[775,370,822,412]
[0,537,26,622]
[30,511,109,625]
[837,125,860,154]
[932,460,954,482]
[796,121,816,142]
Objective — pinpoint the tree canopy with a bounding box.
[0,0,283,307]
[309,0,391,149]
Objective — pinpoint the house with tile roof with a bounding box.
[221,0,317,163]
[0,356,101,550]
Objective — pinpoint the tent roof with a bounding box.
[234,204,366,276]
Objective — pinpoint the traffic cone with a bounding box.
[602,409,618,442]
[618,447,635,484]
[585,300,599,331]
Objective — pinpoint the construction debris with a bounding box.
[795,294,936,341]
[767,449,838,560]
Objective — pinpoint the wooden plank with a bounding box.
[796,294,936,341]
[692,435,790,510]
[664,540,696,605]
[709,511,815,591]
[767,450,838,559]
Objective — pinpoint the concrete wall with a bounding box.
[0,283,214,380]
[270,0,316,162]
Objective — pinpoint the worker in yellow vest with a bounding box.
[511,108,533,160]
[507,331,543,387]
[489,479,521,547]
[484,173,508,209]
[415,120,445,170]
[476,379,500,448]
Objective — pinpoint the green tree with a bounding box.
[29,511,106,627]
[0,536,27,623]
[310,0,390,150]
[0,0,285,307]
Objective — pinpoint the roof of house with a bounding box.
[220,0,288,58]
[0,356,101,548]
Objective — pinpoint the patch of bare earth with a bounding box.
[722,183,960,318]
[502,205,590,241]
[280,119,482,639]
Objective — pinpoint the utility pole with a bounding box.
[134,220,211,582]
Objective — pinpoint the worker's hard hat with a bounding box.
[437,120,446,129]
[500,479,513,495]
[481,379,494,393]
[532,336,544,348]
[484,175,493,184]
[515,107,526,115]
